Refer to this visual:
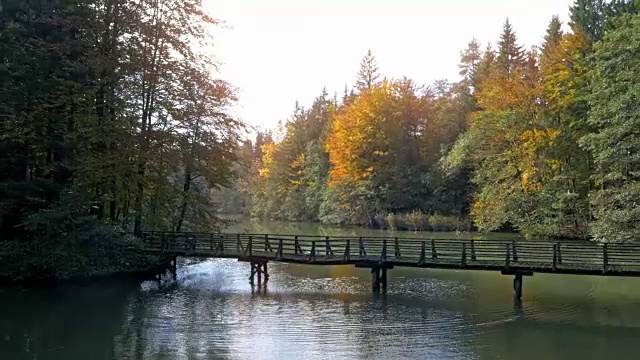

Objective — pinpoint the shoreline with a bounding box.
[0,262,170,288]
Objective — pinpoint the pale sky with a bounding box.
[206,0,574,132]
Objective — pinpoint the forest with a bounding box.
[0,0,638,281]
[217,0,639,241]
[0,0,243,280]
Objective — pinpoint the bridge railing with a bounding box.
[139,231,640,273]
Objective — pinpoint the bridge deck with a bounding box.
[139,232,640,277]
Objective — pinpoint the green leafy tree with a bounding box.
[579,14,640,241]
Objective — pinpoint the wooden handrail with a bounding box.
[137,231,640,277]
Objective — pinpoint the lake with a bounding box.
[2,220,640,359]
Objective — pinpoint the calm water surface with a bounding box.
[2,221,640,359]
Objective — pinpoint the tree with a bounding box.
[355,50,380,92]
[0,0,95,238]
[570,0,606,42]
[497,18,525,74]
[472,43,496,96]
[250,89,334,221]
[458,39,483,91]
[580,14,640,242]
[0,0,245,280]
[570,0,639,43]
[536,29,592,238]
[172,69,242,231]
[325,79,442,224]
[125,0,225,234]
[542,15,564,57]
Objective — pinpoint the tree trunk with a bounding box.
[175,169,192,232]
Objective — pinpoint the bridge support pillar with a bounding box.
[501,269,533,300]
[170,256,178,278]
[513,273,523,300]
[371,268,380,292]
[370,267,391,292]
[356,263,394,292]
[249,260,269,285]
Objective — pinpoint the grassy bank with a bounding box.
[242,211,475,233]
[0,217,167,284]
[372,211,473,232]
[0,238,167,284]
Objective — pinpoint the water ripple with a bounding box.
[4,258,640,360]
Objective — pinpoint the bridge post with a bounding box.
[470,240,476,261]
[249,259,269,285]
[381,268,388,289]
[309,241,316,262]
[344,239,351,261]
[264,234,271,252]
[461,242,467,267]
[501,269,533,300]
[556,241,563,264]
[602,243,609,273]
[359,237,365,256]
[364,264,394,292]
[325,236,333,256]
[505,243,511,267]
[263,262,269,282]
[513,273,523,299]
[371,268,381,292]
[171,255,177,278]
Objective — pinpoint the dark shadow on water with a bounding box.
[0,278,141,360]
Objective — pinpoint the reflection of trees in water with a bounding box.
[0,279,139,360]
[225,219,520,241]
[279,263,363,281]
[113,287,235,359]
[111,291,147,359]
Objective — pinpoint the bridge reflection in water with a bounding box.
[139,232,640,299]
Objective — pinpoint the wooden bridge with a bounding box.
[139,232,640,298]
